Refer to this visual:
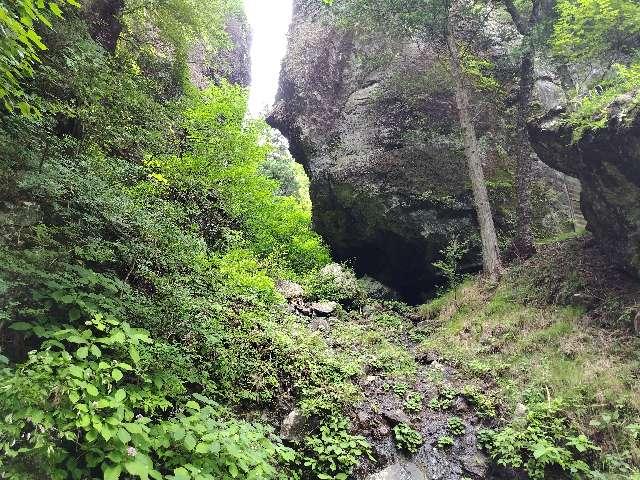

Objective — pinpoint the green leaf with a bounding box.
[112,368,123,381]
[183,433,197,451]
[185,400,200,410]
[9,322,32,331]
[86,384,99,396]
[114,388,126,402]
[125,459,150,480]
[129,345,140,363]
[49,2,63,16]
[117,427,131,443]
[76,346,89,359]
[172,467,190,480]
[124,422,143,434]
[90,344,102,358]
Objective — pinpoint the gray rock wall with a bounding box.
[530,95,640,277]
[268,0,575,300]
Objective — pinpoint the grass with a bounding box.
[415,272,640,470]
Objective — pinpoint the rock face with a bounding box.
[189,12,252,88]
[530,93,640,277]
[82,0,124,52]
[268,0,576,301]
[267,1,491,301]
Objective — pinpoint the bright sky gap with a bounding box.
[244,0,293,117]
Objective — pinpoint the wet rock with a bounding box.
[280,409,311,442]
[453,397,470,413]
[311,301,338,316]
[309,317,331,332]
[460,451,490,478]
[374,422,391,438]
[365,462,427,480]
[276,280,305,300]
[382,408,410,426]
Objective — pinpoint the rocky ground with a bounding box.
[271,235,640,479]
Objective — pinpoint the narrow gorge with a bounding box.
[0,1,638,480]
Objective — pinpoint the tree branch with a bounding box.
[502,0,529,35]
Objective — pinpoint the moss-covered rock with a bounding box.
[529,95,640,277]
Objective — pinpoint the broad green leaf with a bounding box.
[103,463,122,480]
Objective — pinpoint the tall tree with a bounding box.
[326,0,503,281]
[502,0,542,258]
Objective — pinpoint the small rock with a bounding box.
[276,280,305,300]
[453,397,470,413]
[416,350,438,365]
[280,409,310,442]
[461,451,490,478]
[382,408,410,426]
[309,317,330,332]
[311,301,338,316]
[363,375,379,385]
[357,411,369,425]
[366,462,427,480]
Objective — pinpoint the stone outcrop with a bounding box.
[189,12,252,88]
[268,0,575,300]
[530,91,640,276]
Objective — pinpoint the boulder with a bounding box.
[309,317,331,332]
[529,93,640,277]
[280,409,311,442]
[366,462,427,480]
[381,408,410,426]
[311,301,338,316]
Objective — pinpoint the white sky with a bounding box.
[244,0,293,117]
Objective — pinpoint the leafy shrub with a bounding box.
[479,398,599,480]
[0,314,290,479]
[447,416,465,436]
[436,435,454,449]
[404,392,424,413]
[393,423,423,454]
[296,416,373,480]
[428,386,457,411]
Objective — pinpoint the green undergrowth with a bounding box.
[416,244,640,478]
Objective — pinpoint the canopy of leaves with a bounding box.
[0,0,79,114]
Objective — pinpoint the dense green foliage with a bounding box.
[2,0,639,479]
[0,3,340,479]
[0,0,79,113]
[552,0,640,139]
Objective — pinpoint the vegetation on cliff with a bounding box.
[0,0,638,480]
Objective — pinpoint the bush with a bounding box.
[479,398,599,480]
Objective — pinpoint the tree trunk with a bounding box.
[512,45,536,258]
[446,31,502,282]
[503,0,542,259]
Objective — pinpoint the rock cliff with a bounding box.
[530,94,640,277]
[268,0,576,300]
